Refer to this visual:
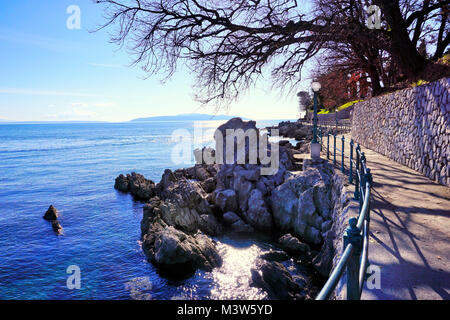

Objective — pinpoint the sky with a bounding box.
[0,1,314,122]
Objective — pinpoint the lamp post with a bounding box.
[311,81,321,160]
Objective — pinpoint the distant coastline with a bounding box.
[131,113,249,122]
[0,113,251,124]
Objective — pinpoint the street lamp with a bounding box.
[311,80,321,160]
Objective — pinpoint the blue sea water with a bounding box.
[0,120,294,300]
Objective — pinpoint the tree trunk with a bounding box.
[368,64,382,96]
[375,0,427,79]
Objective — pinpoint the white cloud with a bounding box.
[46,101,116,121]
[47,107,95,120]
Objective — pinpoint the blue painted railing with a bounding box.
[315,129,373,300]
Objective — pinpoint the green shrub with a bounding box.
[337,100,363,111]
[411,79,430,88]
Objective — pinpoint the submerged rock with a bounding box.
[229,219,255,234]
[260,250,290,262]
[278,234,310,256]
[43,205,59,221]
[43,205,63,235]
[51,220,63,235]
[222,211,241,225]
[250,260,302,300]
[222,211,254,233]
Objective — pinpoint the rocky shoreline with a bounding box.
[115,118,353,300]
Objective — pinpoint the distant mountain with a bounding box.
[131,113,248,122]
[0,120,106,124]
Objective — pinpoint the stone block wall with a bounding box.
[352,77,449,187]
[316,105,354,122]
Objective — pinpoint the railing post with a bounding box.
[354,144,361,200]
[365,167,373,218]
[341,136,345,173]
[349,139,354,184]
[356,145,361,173]
[360,152,367,208]
[333,134,337,165]
[354,175,360,200]
[319,129,323,150]
[327,133,330,160]
[361,152,366,176]
[344,218,362,300]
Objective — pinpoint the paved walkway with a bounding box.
[323,134,450,300]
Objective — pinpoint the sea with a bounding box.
[0,120,299,300]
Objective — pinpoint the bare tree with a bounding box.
[95,0,449,106]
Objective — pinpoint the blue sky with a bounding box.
[0,1,313,122]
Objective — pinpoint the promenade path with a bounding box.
[323,133,450,300]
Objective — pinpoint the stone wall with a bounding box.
[316,105,354,122]
[352,77,449,187]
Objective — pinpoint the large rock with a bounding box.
[194,165,212,181]
[158,172,212,216]
[141,200,222,278]
[215,118,260,165]
[144,225,222,277]
[200,177,216,193]
[199,214,223,236]
[115,172,156,200]
[312,182,357,278]
[140,170,222,237]
[215,189,238,213]
[271,163,335,246]
[222,211,254,233]
[159,200,201,234]
[229,219,255,234]
[114,174,129,192]
[250,260,302,300]
[245,189,273,231]
[274,121,312,140]
[222,211,241,225]
[293,126,313,140]
[232,169,254,212]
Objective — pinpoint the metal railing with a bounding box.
[300,119,352,134]
[315,129,373,300]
